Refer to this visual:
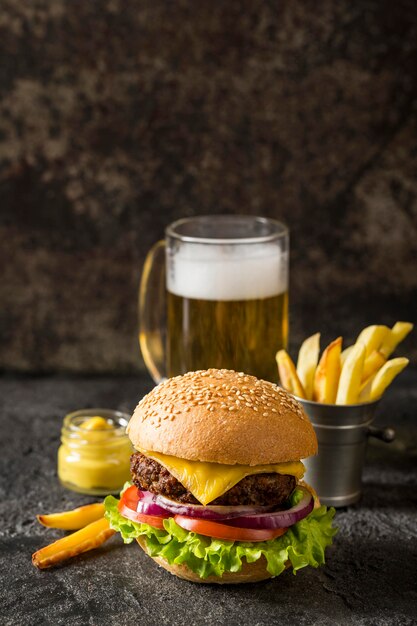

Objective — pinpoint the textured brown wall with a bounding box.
[1,0,416,373]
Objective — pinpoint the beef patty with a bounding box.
[130,451,296,506]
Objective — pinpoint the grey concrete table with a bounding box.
[1,372,416,626]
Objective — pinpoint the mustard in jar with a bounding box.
[58,409,132,495]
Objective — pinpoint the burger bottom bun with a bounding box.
[135,483,318,583]
[136,537,289,584]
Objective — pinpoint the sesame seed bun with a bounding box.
[127,369,317,465]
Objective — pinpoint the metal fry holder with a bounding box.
[298,398,395,507]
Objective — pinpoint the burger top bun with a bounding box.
[127,369,317,465]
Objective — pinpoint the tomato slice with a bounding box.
[121,485,141,509]
[118,486,169,530]
[174,515,288,543]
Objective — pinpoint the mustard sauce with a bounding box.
[58,409,132,495]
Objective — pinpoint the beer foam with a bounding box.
[167,244,288,301]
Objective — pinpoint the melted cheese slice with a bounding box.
[140,449,304,505]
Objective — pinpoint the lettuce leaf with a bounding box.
[104,487,337,580]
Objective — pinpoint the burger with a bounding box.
[105,369,336,583]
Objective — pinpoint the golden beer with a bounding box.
[167,291,288,381]
[139,216,289,384]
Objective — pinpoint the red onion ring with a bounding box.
[225,486,314,529]
[134,487,313,529]
[155,494,275,520]
[136,490,172,517]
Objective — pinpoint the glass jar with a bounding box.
[58,408,133,496]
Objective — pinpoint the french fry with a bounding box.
[296,333,320,400]
[340,345,354,367]
[358,357,409,402]
[336,342,366,405]
[355,325,390,357]
[313,337,342,404]
[359,373,375,397]
[361,350,386,382]
[379,322,414,358]
[276,350,306,398]
[37,503,105,530]
[32,517,115,570]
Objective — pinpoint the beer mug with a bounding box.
[139,215,289,383]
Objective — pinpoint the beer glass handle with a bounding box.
[139,240,167,384]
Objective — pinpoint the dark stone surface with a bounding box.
[0,0,417,373]
[1,371,416,625]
